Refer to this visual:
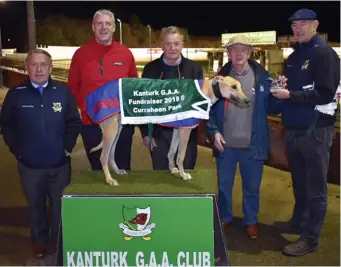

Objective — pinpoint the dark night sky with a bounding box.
[0,1,340,49]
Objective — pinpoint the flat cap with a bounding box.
[226,35,252,48]
[288,9,317,22]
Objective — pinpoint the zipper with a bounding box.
[41,91,46,134]
[99,57,104,76]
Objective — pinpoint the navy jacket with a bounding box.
[205,60,278,160]
[0,78,81,168]
[280,34,340,129]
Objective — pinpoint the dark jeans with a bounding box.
[18,160,71,245]
[80,124,135,171]
[151,126,197,170]
[285,125,335,244]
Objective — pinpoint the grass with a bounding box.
[65,169,218,195]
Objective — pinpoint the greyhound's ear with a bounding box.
[212,75,224,85]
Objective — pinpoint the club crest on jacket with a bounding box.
[52,102,62,112]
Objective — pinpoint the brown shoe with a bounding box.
[32,243,47,259]
[246,224,259,239]
[221,222,230,234]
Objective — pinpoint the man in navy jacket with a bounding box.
[270,9,340,256]
[0,49,81,260]
[205,35,279,240]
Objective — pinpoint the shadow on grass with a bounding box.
[224,217,289,255]
[0,231,30,265]
[0,207,30,265]
[0,207,29,228]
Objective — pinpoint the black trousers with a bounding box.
[151,126,198,170]
[18,160,71,245]
[80,124,135,171]
[285,125,334,244]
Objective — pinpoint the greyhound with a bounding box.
[89,76,249,186]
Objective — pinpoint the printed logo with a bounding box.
[119,205,156,241]
[260,85,264,92]
[52,102,62,112]
[113,62,124,66]
[301,60,309,70]
[302,83,314,91]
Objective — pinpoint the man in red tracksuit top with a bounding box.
[68,9,138,171]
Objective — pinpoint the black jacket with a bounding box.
[281,34,340,129]
[139,53,204,139]
[0,77,81,168]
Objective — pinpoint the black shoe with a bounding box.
[282,240,319,257]
[274,220,302,234]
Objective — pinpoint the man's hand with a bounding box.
[214,132,226,152]
[142,136,157,149]
[270,88,290,99]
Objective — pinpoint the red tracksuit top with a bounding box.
[68,38,138,125]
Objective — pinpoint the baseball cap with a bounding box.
[288,9,317,22]
[226,35,252,48]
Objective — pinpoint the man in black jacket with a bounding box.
[270,9,340,256]
[139,26,204,170]
[0,49,81,260]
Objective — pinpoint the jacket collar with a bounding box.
[224,59,265,76]
[155,53,188,78]
[90,37,118,52]
[24,76,54,91]
[292,33,324,50]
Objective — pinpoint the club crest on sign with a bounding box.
[119,205,156,241]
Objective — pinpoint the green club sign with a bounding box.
[62,196,215,266]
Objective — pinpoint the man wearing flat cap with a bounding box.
[271,9,340,256]
[205,34,280,240]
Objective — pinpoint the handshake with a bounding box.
[270,75,291,100]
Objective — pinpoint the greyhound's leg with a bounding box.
[168,128,180,173]
[99,115,120,186]
[108,115,128,175]
[177,127,193,180]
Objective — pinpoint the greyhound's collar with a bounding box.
[212,82,223,99]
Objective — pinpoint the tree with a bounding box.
[37,15,92,46]
[129,14,142,31]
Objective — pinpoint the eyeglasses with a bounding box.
[99,57,104,76]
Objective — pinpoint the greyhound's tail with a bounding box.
[89,140,103,154]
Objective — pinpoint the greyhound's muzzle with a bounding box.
[231,95,250,105]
